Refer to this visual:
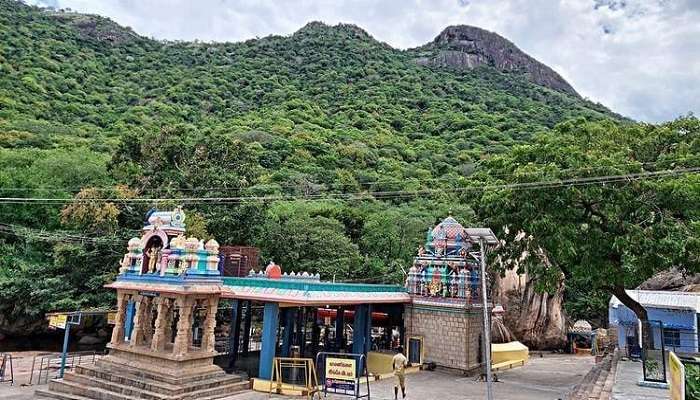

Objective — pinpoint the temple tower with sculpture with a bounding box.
[403,216,495,373]
[37,208,250,400]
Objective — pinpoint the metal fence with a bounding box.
[28,351,98,385]
[215,338,263,354]
[641,320,667,383]
[0,353,13,385]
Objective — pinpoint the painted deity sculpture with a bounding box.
[406,216,481,303]
[117,208,222,279]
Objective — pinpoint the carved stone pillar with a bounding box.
[143,298,155,344]
[130,295,147,346]
[163,302,174,346]
[109,292,128,345]
[173,296,194,357]
[150,298,170,352]
[200,296,219,353]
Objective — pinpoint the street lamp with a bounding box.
[465,228,498,400]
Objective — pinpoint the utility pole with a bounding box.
[479,238,494,400]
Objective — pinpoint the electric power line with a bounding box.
[0,157,695,193]
[0,167,696,205]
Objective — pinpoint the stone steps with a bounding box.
[62,373,169,400]
[34,358,251,400]
[567,350,620,400]
[94,358,229,386]
[75,364,243,395]
[67,371,249,399]
[38,376,249,400]
[35,388,95,400]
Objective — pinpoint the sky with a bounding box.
[28,0,700,123]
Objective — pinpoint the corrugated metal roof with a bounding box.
[610,290,700,312]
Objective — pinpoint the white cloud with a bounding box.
[27,0,700,122]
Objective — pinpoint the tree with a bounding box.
[256,208,362,280]
[473,118,700,327]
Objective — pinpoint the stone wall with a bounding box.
[404,302,483,373]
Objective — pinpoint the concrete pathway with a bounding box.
[611,360,668,400]
[229,353,593,400]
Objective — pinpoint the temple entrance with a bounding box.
[221,301,406,381]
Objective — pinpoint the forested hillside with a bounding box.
[0,0,697,337]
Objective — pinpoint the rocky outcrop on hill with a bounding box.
[414,25,579,96]
[47,12,140,44]
[637,267,700,292]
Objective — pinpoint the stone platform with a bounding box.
[34,351,250,400]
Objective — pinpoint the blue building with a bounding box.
[609,290,700,354]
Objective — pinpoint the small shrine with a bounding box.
[39,208,248,400]
[403,216,494,374]
[118,207,222,279]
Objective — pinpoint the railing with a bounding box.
[0,353,13,385]
[215,338,263,355]
[641,320,667,383]
[28,351,98,385]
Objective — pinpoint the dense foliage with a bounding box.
[470,118,700,323]
[0,0,694,335]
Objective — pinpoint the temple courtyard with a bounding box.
[237,353,594,400]
[0,353,595,400]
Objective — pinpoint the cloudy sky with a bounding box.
[28,0,700,122]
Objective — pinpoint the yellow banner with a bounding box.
[49,314,67,329]
[669,352,685,400]
[325,357,356,381]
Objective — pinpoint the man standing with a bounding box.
[392,346,407,399]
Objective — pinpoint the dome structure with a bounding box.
[571,320,593,334]
[185,237,199,249]
[265,261,282,279]
[170,235,186,249]
[205,239,219,252]
[426,216,471,256]
[127,237,141,250]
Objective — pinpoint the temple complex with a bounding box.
[37,210,499,399]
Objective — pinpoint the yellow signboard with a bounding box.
[49,314,67,329]
[325,357,356,381]
[107,312,117,325]
[669,352,685,400]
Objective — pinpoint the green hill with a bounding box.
[0,0,634,335]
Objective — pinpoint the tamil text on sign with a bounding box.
[325,358,356,381]
[49,314,67,329]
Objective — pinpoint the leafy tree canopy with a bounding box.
[473,117,700,322]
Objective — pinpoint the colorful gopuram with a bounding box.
[403,216,489,373]
[405,216,481,303]
[37,208,250,400]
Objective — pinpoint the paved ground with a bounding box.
[611,360,669,400]
[2,351,56,387]
[0,353,593,400]
[233,353,594,400]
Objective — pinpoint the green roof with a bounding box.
[222,277,406,293]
